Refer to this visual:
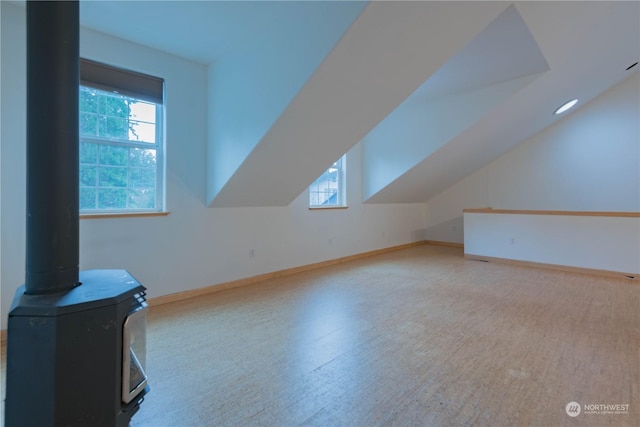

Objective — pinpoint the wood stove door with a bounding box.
[122,303,148,403]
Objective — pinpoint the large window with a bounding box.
[79,59,164,213]
[309,155,346,208]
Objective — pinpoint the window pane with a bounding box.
[310,171,338,206]
[80,188,96,210]
[99,145,128,166]
[129,168,155,188]
[80,113,98,137]
[128,189,155,209]
[130,101,156,123]
[80,142,98,164]
[82,87,159,144]
[80,165,96,187]
[79,87,98,113]
[128,120,156,143]
[98,188,127,209]
[129,148,156,168]
[100,116,130,140]
[95,91,159,143]
[101,94,130,117]
[98,167,127,187]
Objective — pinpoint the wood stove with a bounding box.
[4,1,149,425]
[5,271,149,426]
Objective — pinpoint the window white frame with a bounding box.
[309,154,347,208]
[79,59,165,214]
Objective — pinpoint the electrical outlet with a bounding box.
[510,237,515,245]
[249,249,255,258]
[452,226,457,232]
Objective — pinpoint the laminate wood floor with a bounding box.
[1,245,638,426]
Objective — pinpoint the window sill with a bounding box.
[80,211,170,220]
[308,206,349,211]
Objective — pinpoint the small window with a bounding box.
[309,155,346,208]
[79,59,164,213]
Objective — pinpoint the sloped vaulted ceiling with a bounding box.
[362,4,550,202]
[204,1,639,207]
[364,1,640,203]
[207,1,511,207]
[77,1,640,207]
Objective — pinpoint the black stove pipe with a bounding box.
[25,0,80,295]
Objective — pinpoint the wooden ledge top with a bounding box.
[80,211,170,220]
[463,208,640,218]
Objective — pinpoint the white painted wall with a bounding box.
[464,213,640,275]
[425,72,640,243]
[0,3,425,330]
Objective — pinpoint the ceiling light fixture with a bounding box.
[554,98,578,115]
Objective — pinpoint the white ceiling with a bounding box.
[78,0,367,65]
[361,4,550,201]
[415,4,548,100]
[79,1,282,64]
[36,1,640,206]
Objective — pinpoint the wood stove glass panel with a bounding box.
[122,301,148,403]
